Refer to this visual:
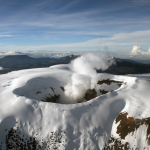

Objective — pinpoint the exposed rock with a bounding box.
[41,87,60,103]
[97,79,123,86]
[1,126,66,150]
[105,135,129,150]
[84,89,97,101]
[41,94,60,103]
[99,89,108,95]
[104,112,150,149]
[116,112,150,141]
[36,91,42,95]
[60,87,65,92]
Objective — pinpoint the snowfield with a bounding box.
[0,54,150,149]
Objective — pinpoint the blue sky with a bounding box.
[0,0,150,54]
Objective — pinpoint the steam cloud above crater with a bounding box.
[0,66,3,70]
[64,53,115,103]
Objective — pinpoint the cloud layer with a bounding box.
[130,45,150,55]
[0,50,82,58]
[0,29,150,52]
[0,51,23,56]
[0,0,150,53]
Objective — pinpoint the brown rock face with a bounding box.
[42,94,60,103]
[84,89,97,101]
[41,87,60,103]
[97,79,123,87]
[99,89,108,95]
[116,112,150,141]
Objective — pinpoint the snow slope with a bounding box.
[0,61,150,149]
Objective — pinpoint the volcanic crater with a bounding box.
[13,78,123,104]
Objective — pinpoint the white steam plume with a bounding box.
[0,66,3,70]
[64,53,115,103]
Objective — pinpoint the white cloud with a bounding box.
[130,45,150,55]
[109,30,150,41]
[0,50,83,58]
[0,66,3,70]
[0,51,23,55]
[0,35,12,37]
[0,30,150,53]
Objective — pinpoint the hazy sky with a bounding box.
[0,0,150,53]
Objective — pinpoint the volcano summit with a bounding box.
[0,54,150,149]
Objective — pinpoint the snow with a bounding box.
[0,54,150,149]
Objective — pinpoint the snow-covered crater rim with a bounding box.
[13,75,125,104]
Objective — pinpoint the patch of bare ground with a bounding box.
[99,89,108,95]
[60,87,65,92]
[41,87,60,103]
[102,135,129,150]
[102,112,150,149]
[84,89,97,101]
[116,112,150,145]
[116,112,150,139]
[40,79,123,103]
[3,127,38,150]
[97,79,123,87]
[1,126,66,150]
[41,94,60,103]
[36,91,42,95]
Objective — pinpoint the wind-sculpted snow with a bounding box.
[0,55,150,149]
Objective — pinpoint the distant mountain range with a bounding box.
[0,55,78,74]
[1,55,150,75]
[0,55,52,65]
[98,57,150,75]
